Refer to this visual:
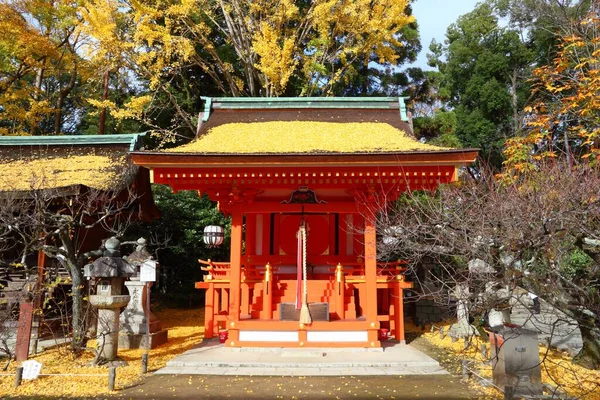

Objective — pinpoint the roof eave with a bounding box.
[131,149,479,168]
[0,133,146,151]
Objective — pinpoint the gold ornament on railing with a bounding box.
[336,263,344,295]
[265,263,272,294]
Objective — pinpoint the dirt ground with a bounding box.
[106,374,481,400]
[4,325,485,400]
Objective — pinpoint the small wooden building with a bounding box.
[132,97,477,348]
[0,133,157,275]
[0,134,157,358]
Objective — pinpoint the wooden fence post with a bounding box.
[14,366,23,388]
[108,367,116,391]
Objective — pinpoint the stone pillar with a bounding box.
[120,280,160,335]
[449,282,476,339]
[91,278,130,361]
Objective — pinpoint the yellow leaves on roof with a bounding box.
[0,154,126,192]
[168,121,447,154]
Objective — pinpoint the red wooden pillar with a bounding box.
[364,216,379,346]
[213,288,221,333]
[15,302,34,361]
[396,287,405,342]
[262,263,273,320]
[241,214,256,318]
[391,283,405,342]
[240,285,250,318]
[204,283,215,338]
[228,206,243,345]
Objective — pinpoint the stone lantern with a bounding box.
[119,238,168,349]
[84,238,136,361]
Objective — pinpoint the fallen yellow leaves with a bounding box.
[418,321,600,399]
[167,121,447,154]
[0,308,205,398]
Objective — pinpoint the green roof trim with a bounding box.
[210,96,408,110]
[200,96,212,122]
[0,133,146,151]
[398,97,408,122]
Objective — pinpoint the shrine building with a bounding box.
[131,97,477,348]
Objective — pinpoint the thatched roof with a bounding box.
[168,121,445,154]
[0,134,145,193]
[165,97,450,155]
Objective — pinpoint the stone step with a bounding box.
[166,360,441,368]
[155,365,449,376]
[157,341,447,376]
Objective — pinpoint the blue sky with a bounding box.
[411,0,481,69]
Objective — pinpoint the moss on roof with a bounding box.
[167,122,446,154]
[0,154,129,192]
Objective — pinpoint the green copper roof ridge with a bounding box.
[0,133,146,151]
[213,96,407,102]
[199,96,411,123]
[211,97,408,109]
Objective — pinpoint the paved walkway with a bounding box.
[157,340,447,376]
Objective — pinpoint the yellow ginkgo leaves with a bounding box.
[167,121,446,154]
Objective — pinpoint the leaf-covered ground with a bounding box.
[0,307,204,398]
[2,310,598,399]
[408,321,600,400]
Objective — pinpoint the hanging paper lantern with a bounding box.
[203,225,224,247]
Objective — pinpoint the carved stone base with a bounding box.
[118,330,169,350]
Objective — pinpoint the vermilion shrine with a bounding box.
[132,97,477,348]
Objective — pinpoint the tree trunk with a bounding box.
[30,61,46,135]
[54,96,64,135]
[511,68,519,137]
[69,262,87,354]
[54,64,78,134]
[99,70,109,135]
[574,312,600,369]
[361,57,369,95]
[58,227,87,354]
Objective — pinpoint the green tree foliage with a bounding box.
[502,3,599,176]
[429,1,535,167]
[126,185,230,307]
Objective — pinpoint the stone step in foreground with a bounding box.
[156,340,447,376]
[156,365,448,376]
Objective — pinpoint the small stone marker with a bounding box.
[21,360,42,380]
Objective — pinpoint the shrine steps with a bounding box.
[157,340,447,376]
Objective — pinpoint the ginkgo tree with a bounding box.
[77,0,416,142]
[127,0,415,97]
[0,0,86,136]
[78,0,138,135]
